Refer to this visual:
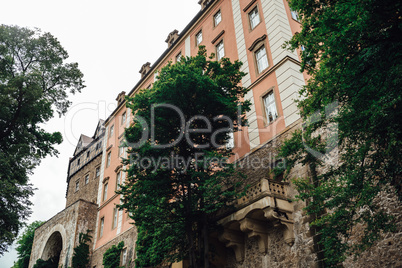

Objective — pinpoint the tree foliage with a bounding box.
[277,0,402,266]
[0,24,84,254]
[103,241,124,268]
[118,47,250,267]
[72,230,92,268]
[11,221,44,268]
[32,258,58,268]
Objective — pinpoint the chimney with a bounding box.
[165,29,179,48]
[139,62,151,79]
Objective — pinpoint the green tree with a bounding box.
[0,24,84,254]
[32,258,58,268]
[72,230,92,268]
[277,0,402,266]
[118,47,250,268]
[11,221,44,268]
[103,241,124,268]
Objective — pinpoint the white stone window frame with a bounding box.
[121,112,126,125]
[99,217,104,237]
[261,89,279,126]
[102,181,108,202]
[107,151,111,167]
[75,179,80,192]
[121,247,128,266]
[290,8,300,22]
[226,131,235,150]
[116,171,122,191]
[213,9,222,27]
[96,166,101,178]
[248,5,261,30]
[112,206,118,229]
[216,39,225,61]
[109,125,114,139]
[84,173,90,185]
[255,45,269,73]
[176,51,182,63]
[196,30,203,46]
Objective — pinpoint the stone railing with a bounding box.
[237,179,288,207]
[218,178,294,262]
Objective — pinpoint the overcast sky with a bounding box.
[0,1,200,266]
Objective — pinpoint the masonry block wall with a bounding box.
[66,153,102,207]
[29,200,97,268]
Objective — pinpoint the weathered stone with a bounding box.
[29,200,97,268]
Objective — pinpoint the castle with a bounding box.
[28,0,401,267]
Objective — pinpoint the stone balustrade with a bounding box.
[218,178,294,262]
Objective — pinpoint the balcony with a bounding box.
[218,179,294,262]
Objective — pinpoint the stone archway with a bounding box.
[41,231,63,266]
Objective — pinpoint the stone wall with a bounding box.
[90,227,137,268]
[343,188,402,267]
[66,154,102,207]
[220,121,402,268]
[29,200,97,268]
[220,123,317,267]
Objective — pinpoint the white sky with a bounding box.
[0,1,200,266]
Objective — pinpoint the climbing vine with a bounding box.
[72,230,92,268]
[103,241,124,268]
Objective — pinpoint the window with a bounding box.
[196,30,203,46]
[214,10,222,26]
[112,207,118,229]
[290,9,299,21]
[263,91,278,124]
[121,112,126,125]
[87,151,90,158]
[109,125,114,139]
[255,46,269,73]
[216,40,225,60]
[99,217,104,237]
[103,182,108,202]
[107,152,111,167]
[249,6,260,30]
[116,172,121,191]
[119,140,125,156]
[96,140,102,150]
[75,180,80,192]
[85,174,89,184]
[121,248,127,265]
[226,131,235,149]
[176,52,182,63]
[96,166,100,178]
[77,158,81,165]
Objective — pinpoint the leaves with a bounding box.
[72,230,92,268]
[0,24,84,254]
[280,0,402,265]
[119,47,249,267]
[12,221,44,268]
[103,241,124,268]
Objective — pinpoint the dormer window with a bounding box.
[165,30,179,48]
[139,62,151,79]
[116,91,126,106]
[198,0,211,10]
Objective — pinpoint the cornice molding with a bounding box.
[248,34,267,51]
[211,30,225,44]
